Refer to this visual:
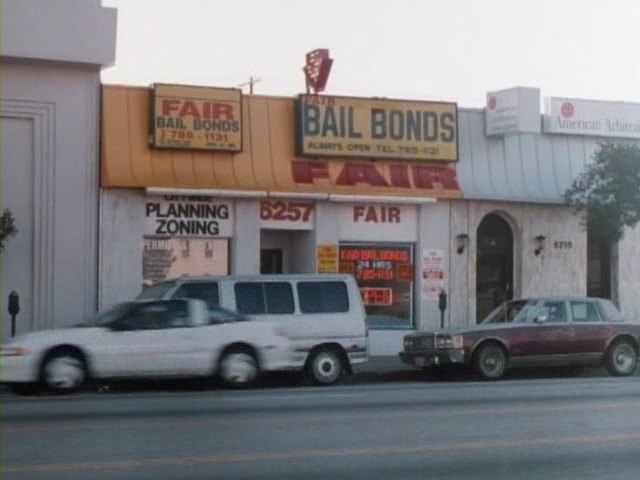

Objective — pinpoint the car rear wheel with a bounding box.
[218,347,259,388]
[473,342,507,380]
[307,348,343,385]
[606,340,637,376]
[40,350,87,394]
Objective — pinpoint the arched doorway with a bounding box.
[476,213,514,323]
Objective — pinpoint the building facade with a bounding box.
[98,85,640,355]
[2,2,638,356]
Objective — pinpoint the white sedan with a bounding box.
[1,299,293,393]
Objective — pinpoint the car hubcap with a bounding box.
[614,345,636,373]
[45,357,84,389]
[315,353,339,382]
[221,353,257,385]
[482,349,504,377]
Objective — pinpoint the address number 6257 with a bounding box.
[260,201,314,222]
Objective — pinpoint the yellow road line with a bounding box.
[3,400,639,435]
[3,432,640,474]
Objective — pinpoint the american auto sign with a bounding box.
[544,97,640,139]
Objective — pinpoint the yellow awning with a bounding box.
[101,85,461,199]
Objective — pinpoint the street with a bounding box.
[2,374,640,479]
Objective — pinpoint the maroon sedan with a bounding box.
[399,297,640,380]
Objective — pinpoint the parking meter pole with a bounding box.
[438,290,447,330]
[8,291,20,337]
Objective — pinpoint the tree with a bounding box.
[564,143,640,243]
[0,209,18,252]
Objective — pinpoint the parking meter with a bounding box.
[438,290,447,329]
[8,291,19,337]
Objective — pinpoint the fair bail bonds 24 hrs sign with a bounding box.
[295,94,458,162]
[151,84,242,151]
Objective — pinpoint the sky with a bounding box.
[101,0,640,108]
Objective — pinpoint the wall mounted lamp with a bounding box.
[534,235,546,256]
[456,233,469,254]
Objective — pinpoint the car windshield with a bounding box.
[481,299,537,324]
[91,302,134,326]
[209,306,248,324]
[137,281,176,300]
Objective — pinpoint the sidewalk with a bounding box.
[350,355,423,383]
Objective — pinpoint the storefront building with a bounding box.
[99,84,640,355]
[3,2,637,356]
[1,0,116,341]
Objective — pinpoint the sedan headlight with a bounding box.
[435,335,463,349]
[0,346,30,357]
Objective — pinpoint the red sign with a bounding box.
[561,102,574,118]
[303,49,333,94]
[339,245,412,282]
[360,288,393,306]
[292,160,460,191]
[260,200,314,230]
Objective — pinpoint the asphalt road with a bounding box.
[2,376,640,480]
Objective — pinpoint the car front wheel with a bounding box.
[307,348,343,385]
[473,342,507,380]
[218,347,259,388]
[40,350,88,394]
[606,340,638,376]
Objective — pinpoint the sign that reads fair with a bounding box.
[339,244,414,282]
[145,195,234,238]
[152,84,243,152]
[544,97,640,139]
[295,95,458,162]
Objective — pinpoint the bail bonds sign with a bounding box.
[145,196,234,238]
[151,84,243,151]
[295,94,458,162]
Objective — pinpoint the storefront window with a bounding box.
[338,243,414,329]
[142,237,229,287]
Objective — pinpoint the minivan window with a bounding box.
[234,282,294,315]
[172,282,219,308]
[298,281,349,314]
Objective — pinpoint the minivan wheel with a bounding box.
[41,350,87,394]
[473,342,507,380]
[606,340,637,376]
[218,347,259,388]
[307,348,343,385]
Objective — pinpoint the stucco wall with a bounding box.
[1,62,102,339]
[617,225,640,321]
[448,200,587,325]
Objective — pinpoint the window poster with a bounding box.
[422,249,445,299]
[339,243,414,328]
[142,237,229,287]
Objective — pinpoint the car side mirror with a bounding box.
[534,315,548,324]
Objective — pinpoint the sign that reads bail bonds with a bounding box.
[145,196,234,238]
[338,244,414,282]
[295,95,458,162]
[152,84,242,152]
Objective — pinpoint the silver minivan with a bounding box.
[137,274,368,385]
